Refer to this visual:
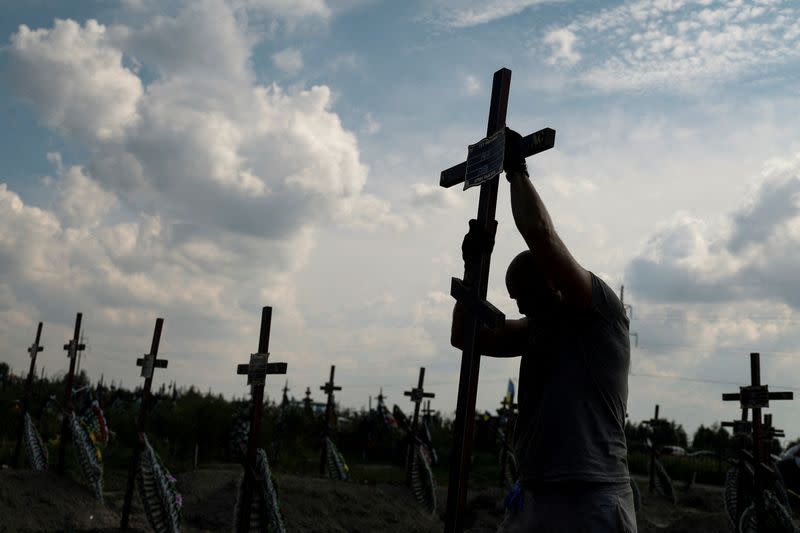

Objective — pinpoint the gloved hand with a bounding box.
[462,219,497,269]
[504,127,527,179]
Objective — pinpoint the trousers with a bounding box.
[496,481,638,533]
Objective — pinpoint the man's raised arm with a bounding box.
[505,127,592,309]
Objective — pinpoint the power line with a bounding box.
[630,371,800,392]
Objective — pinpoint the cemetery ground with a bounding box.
[1,437,773,532]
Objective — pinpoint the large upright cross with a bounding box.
[722,352,793,529]
[319,365,342,476]
[235,306,288,531]
[58,312,85,474]
[121,318,169,529]
[13,322,44,467]
[440,67,555,533]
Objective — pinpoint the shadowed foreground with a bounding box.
[0,469,739,532]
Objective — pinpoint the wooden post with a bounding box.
[13,322,44,467]
[643,404,660,493]
[58,313,85,475]
[440,67,555,533]
[235,307,288,531]
[722,352,793,530]
[319,365,342,476]
[121,318,168,529]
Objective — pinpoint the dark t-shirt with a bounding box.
[513,272,631,485]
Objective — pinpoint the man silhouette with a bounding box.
[451,128,636,532]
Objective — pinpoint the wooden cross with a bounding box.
[376,387,387,406]
[721,406,751,436]
[234,306,287,532]
[404,368,436,481]
[441,67,555,533]
[722,352,793,530]
[13,322,44,467]
[641,404,664,493]
[320,365,342,428]
[422,400,434,421]
[319,365,342,476]
[281,380,290,407]
[121,318,168,529]
[58,312,85,475]
[404,367,436,433]
[303,386,314,416]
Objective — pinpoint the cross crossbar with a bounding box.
[440,128,556,188]
[450,277,505,330]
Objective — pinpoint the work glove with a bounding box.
[462,219,497,269]
[504,127,528,179]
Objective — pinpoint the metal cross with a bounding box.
[641,404,664,493]
[234,306,287,532]
[441,67,556,533]
[422,400,435,420]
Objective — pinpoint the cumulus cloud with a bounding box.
[5,18,143,142]
[627,151,800,310]
[541,0,800,91]
[0,0,404,391]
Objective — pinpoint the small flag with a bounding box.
[505,379,515,404]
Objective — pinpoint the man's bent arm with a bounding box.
[508,169,592,308]
[451,301,528,358]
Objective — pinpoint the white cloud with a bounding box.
[272,47,303,74]
[410,182,463,210]
[6,19,143,142]
[427,0,565,28]
[543,28,580,65]
[541,0,800,91]
[464,74,481,95]
[0,1,406,394]
[363,111,381,134]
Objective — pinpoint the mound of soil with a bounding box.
[0,469,147,532]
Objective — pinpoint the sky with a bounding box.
[2,0,800,444]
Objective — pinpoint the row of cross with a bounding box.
[13,307,445,531]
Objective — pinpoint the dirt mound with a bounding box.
[0,469,147,532]
[179,469,442,533]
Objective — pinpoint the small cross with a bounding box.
[722,353,793,409]
[136,319,169,380]
[404,367,436,431]
[422,400,434,419]
[376,387,387,405]
[282,380,290,400]
[722,406,751,435]
[320,365,342,400]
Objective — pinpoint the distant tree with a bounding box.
[692,423,730,451]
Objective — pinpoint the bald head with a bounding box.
[505,250,561,316]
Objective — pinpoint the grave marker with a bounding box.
[121,318,168,529]
[235,306,288,531]
[439,67,555,533]
[722,352,793,530]
[58,312,85,474]
[404,368,435,481]
[13,322,44,467]
[319,365,342,476]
